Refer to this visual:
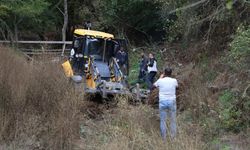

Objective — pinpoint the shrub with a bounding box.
[219,89,250,132]
[219,90,239,131]
[228,25,250,70]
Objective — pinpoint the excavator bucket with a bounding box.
[62,60,74,77]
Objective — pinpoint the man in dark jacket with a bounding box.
[115,46,128,75]
[138,52,148,82]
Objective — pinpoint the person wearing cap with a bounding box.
[153,68,178,140]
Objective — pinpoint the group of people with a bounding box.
[138,52,179,140]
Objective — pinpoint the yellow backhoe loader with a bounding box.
[62,29,131,99]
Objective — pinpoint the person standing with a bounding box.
[69,48,75,61]
[115,46,128,75]
[146,53,157,89]
[153,68,178,140]
[138,52,148,82]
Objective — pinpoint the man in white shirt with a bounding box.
[153,68,178,140]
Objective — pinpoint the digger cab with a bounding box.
[71,29,128,77]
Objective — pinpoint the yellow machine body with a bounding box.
[86,75,96,89]
[74,29,114,39]
[62,60,73,77]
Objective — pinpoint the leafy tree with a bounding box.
[156,0,250,47]
[66,0,166,42]
[0,0,49,40]
[101,0,166,42]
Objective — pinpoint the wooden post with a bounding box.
[82,75,87,92]
[136,83,140,102]
[103,81,107,98]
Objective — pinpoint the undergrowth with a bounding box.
[79,103,206,150]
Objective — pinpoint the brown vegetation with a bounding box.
[76,103,206,150]
[0,46,81,149]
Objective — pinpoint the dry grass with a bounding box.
[73,63,209,150]
[0,47,82,149]
[77,97,206,150]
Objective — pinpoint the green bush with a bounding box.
[218,90,250,132]
[228,25,250,70]
[216,25,250,133]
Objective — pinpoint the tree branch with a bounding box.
[190,7,225,25]
[106,12,151,42]
[168,0,208,15]
[51,0,63,11]
[57,5,64,16]
[191,0,238,26]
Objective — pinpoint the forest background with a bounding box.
[0,0,250,149]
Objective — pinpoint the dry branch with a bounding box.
[168,0,208,15]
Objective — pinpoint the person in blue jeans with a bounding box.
[153,68,178,140]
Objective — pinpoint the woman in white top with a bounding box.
[146,53,157,89]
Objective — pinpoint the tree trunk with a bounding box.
[0,19,14,41]
[14,24,18,41]
[13,15,19,42]
[14,22,18,48]
[61,0,68,56]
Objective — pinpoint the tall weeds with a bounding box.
[0,47,81,149]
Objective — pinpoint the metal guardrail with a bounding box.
[0,40,73,59]
[20,49,71,55]
[0,40,72,44]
